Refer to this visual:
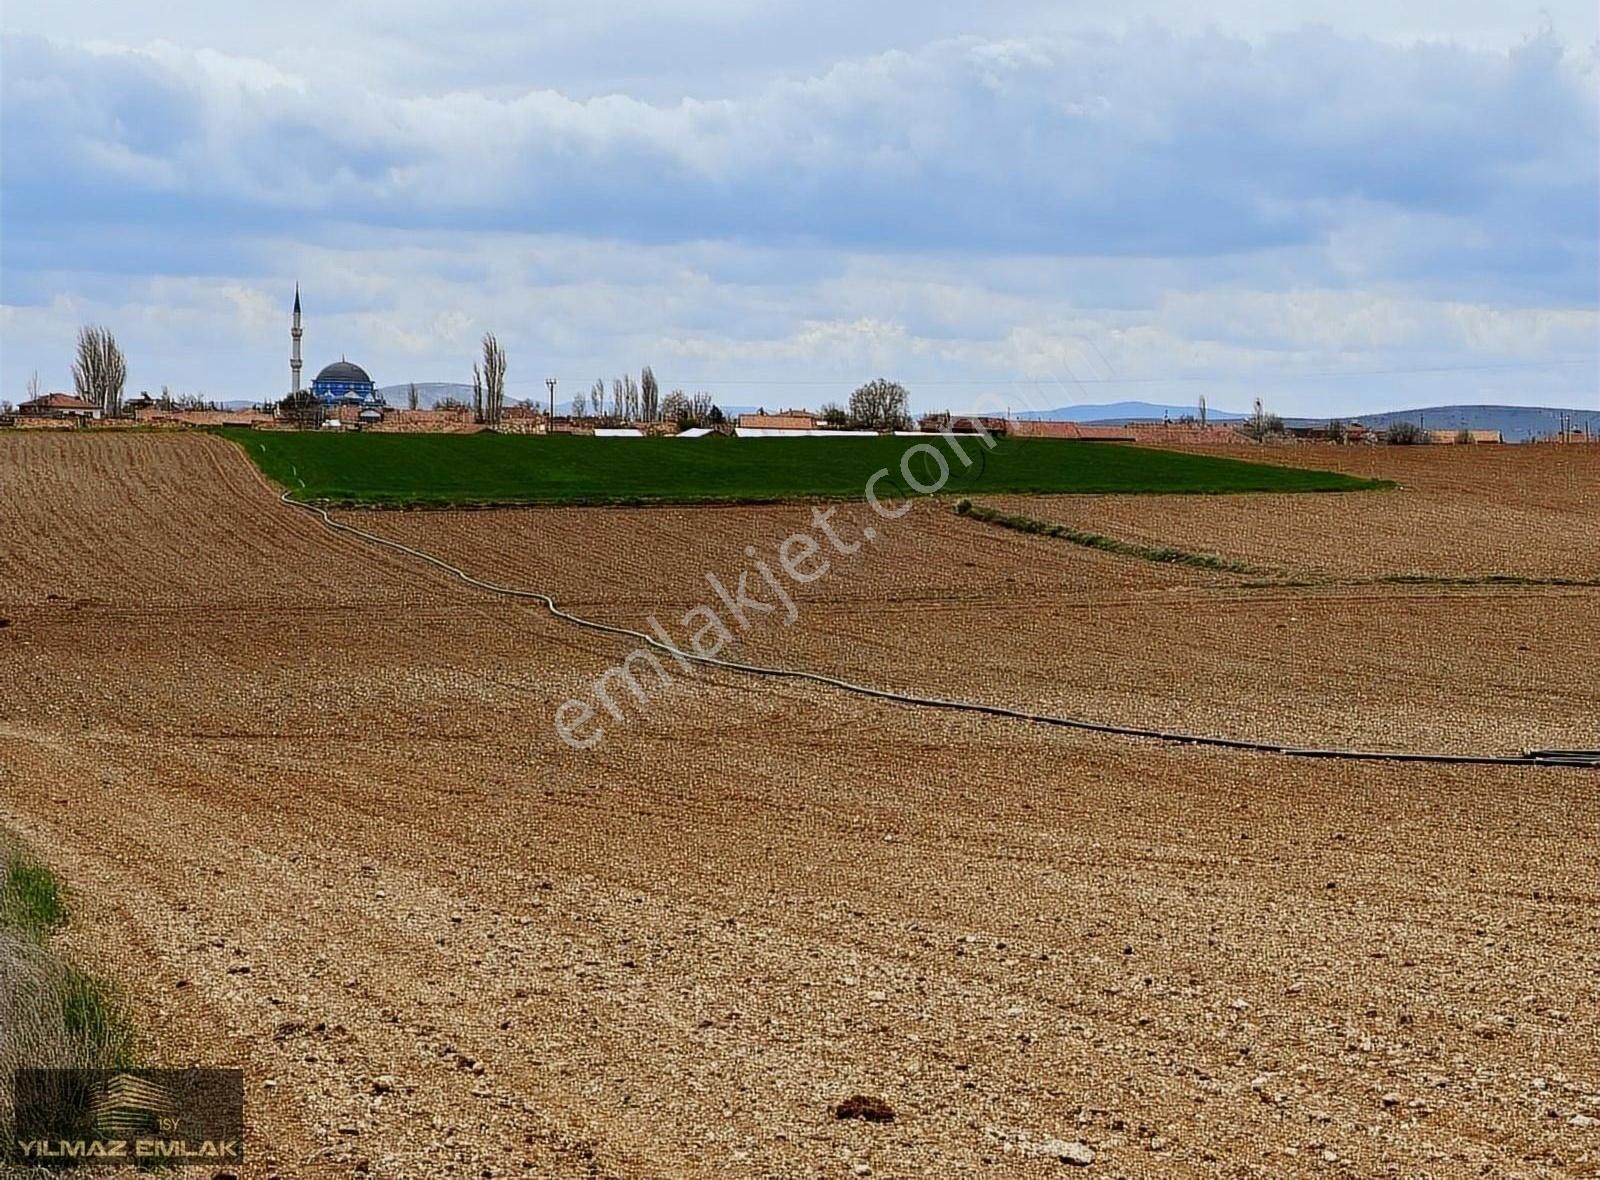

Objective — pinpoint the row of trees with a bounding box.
[575,368,659,422]
[472,333,508,426]
[566,369,728,428]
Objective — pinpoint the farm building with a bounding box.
[919,414,1010,436]
[1428,429,1504,445]
[738,411,818,430]
[19,393,100,419]
[1008,419,1136,441]
[1286,423,1375,443]
[735,427,876,437]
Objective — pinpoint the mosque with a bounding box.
[289,286,383,407]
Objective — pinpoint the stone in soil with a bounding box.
[834,1095,896,1123]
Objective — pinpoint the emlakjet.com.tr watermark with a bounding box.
[553,426,999,749]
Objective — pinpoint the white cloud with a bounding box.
[1,15,1595,415]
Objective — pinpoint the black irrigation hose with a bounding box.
[282,491,1598,771]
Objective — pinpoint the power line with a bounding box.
[502,358,1594,388]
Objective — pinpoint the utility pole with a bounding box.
[546,377,557,433]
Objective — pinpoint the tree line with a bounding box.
[26,324,906,437]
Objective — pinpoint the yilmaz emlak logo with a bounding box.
[10,1068,244,1164]
[90,1072,178,1137]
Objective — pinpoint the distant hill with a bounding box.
[1010,401,1248,422]
[1286,404,1599,444]
[1013,401,1596,441]
[376,382,475,408]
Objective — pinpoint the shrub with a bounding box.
[1385,420,1430,445]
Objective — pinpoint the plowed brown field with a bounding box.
[0,433,462,607]
[350,502,1600,755]
[978,445,1600,581]
[1,433,1596,1180]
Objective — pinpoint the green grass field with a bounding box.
[240,431,1388,506]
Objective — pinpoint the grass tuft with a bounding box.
[62,966,136,1070]
[1,851,68,939]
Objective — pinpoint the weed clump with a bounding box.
[0,839,136,1141]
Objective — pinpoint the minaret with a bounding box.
[290,284,303,395]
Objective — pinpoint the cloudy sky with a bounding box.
[2,1,1596,416]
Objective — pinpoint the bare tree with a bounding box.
[571,389,587,419]
[590,378,606,419]
[690,391,714,425]
[848,378,911,431]
[474,333,508,426]
[407,382,420,411]
[1240,402,1284,442]
[622,374,640,421]
[27,371,40,403]
[820,401,848,427]
[640,366,659,421]
[73,326,127,417]
[661,389,690,424]
[609,378,625,420]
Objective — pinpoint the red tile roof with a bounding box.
[23,393,98,409]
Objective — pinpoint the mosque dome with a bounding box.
[314,360,373,385]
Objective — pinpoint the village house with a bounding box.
[19,393,100,419]
[918,413,1010,436]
